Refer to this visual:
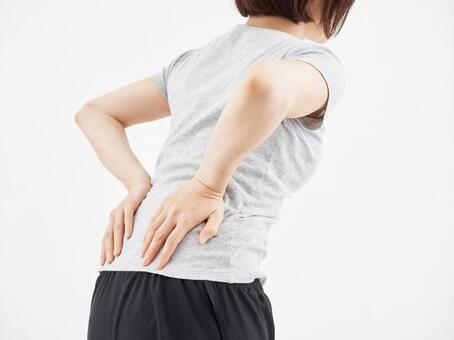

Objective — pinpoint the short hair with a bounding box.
[234,0,355,38]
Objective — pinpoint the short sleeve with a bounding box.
[149,48,194,101]
[285,44,346,130]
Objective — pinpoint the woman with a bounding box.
[76,0,354,339]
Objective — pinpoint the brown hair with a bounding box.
[234,0,355,38]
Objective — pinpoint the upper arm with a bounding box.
[82,48,194,127]
[246,45,345,127]
[248,59,329,119]
[84,77,170,127]
[285,59,330,119]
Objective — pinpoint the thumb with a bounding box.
[199,209,223,245]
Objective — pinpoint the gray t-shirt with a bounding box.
[100,23,346,285]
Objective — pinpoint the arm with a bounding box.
[75,77,170,263]
[194,59,328,192]
[74,77,170,190]
[141,59,329,268]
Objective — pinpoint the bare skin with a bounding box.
[75,11,330,268]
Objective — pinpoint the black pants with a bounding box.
[87,271,275,340]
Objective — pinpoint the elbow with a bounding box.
[242,62,290,107]
[74,101,91,126]
[74,100,101,126]
[75,100,127,128]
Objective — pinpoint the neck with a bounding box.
[245,15,325,42]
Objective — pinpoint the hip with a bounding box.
[87,270,275,340]
[100,201,272,284]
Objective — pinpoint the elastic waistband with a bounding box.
[99,270,264,293]
[212,277,263,292]
[251,278,263,292]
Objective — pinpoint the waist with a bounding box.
[99,199,276,284]
[145,180,284,221]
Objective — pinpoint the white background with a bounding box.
[1,1,453,339]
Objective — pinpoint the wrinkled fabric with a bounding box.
[100,23,346,284]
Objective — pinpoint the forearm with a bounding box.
[194,73,291,193]
[75,102,151,190]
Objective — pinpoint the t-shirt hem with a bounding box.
[97,264,264,284]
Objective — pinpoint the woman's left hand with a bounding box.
[140,176,225,269]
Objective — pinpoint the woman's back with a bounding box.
[100,23,345,285]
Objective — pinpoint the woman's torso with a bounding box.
[100,24,338,285]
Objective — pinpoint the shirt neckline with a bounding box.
[234,23,304,42]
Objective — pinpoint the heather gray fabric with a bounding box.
[100,23,346,285]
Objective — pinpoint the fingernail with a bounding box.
[199,236,209,245]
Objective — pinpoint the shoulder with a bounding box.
[286,41,346,107]
[169,48,197,68]
[285,41,343,65]
[285,41,345,84]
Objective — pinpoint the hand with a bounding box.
[100,180,152,265]
[140,176,225,269]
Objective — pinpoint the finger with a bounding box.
[142,217,176,266]
[199,209,224,245]
[143,209,166,245]
[155,222,189,269]
[113,210,125,256]
[143,205,165,241]
[105,229,115,264]
[99,238,106,265]
[142,216,175,266]
[105,216,115,264]
[141,208,166,255]
[124,206,135,239]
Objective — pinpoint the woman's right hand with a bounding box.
[100,181,152,265]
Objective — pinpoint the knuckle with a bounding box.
[153,233,165,243]
[204,229,217,237]
[166,237,177,247]
[178,214,192,225]
[166,206,177,216]
[125,209,134,218]
[162,197,172,206]
[125,203,135,212]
